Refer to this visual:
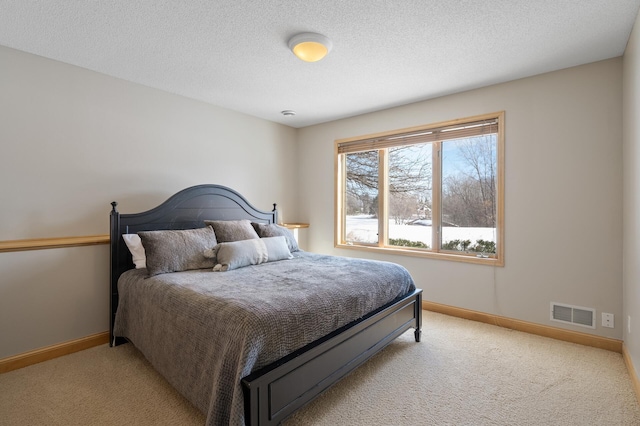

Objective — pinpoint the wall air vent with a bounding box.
[550,302,595,329]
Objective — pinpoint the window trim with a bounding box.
[334,111,505,266]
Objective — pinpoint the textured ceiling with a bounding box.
[1,1,639,128]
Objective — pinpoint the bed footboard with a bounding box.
[242,288,422,426]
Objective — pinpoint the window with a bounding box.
[335,112,504,265]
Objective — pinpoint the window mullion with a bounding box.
[379,149,388,247]
[338,154,346,245]
[432,142,442,252]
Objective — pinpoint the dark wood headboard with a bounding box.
[109,184,277,345]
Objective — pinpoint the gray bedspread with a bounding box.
[113,251,416,426]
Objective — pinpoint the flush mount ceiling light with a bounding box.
[281,110,296,116]
[288,32,332,62]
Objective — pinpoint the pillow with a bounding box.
[122,234,146,269]
[251,222,299,252]
[207,236,292,272]
[204,219,259,243]
[138,226,218,276]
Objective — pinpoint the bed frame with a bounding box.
[110,184,422,426]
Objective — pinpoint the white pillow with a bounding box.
[207,236,292,272]
[122,234,146,269]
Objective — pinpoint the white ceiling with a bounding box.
[1,1,639,128]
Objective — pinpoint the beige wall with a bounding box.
[298,58,624,339]
[0,41,631,359]
[0,45,299,358]
[623,11,640,373]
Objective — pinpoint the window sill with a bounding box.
[336,243,503,266]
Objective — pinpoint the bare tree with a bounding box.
[443,175,488,226]
[442,135,496,227]
[389,192,419,224]
[345,137,495,227]
[346,146,432,220]
[346,151,378,200]
[388,146,431,195]
[456,135,496,225]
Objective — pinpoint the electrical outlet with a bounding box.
[602,313,614,328]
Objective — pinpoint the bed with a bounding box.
[109,184,422,426]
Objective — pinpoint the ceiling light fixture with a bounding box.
[288,32,332,62]
[281,110,296,116]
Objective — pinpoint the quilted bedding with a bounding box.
[113,251,416,425]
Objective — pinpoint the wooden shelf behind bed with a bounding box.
[0,234,110,253]
[280,223,309,229]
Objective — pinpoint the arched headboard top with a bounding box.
[109,184,277,345]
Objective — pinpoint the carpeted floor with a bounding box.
[1,311,639,425]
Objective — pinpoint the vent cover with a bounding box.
[550,302,595,329]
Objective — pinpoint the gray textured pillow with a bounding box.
[251,222,299,252]
[209,236,292,271]
[138,226,218,276]
[204,219,259,243]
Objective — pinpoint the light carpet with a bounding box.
[1,311,638,425]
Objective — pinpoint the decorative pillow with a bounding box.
[122,234,146,269]
[251,222,299,252]
[138,226,218,276]
[204,219,259,243]
[206,236,292,272]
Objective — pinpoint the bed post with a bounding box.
[272,203,277,224]
[109,202,120,347]
[414,291,422,342]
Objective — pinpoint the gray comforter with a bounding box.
[113,251,416,425]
